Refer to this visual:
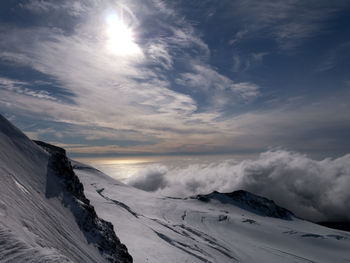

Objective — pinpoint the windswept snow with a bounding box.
[74,161,350,263]
[1,112,350,263]
[0,115,131,263]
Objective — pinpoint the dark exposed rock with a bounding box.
[242,219,257,224]
[317,222,350,232]
[34,140,132,263]
[218,215,228,222]
[195,190,294,220]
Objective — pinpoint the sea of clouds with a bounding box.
[127,150,350,222]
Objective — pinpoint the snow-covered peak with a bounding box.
[195,190,294,220]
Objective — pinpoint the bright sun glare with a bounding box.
[105,13,141,56]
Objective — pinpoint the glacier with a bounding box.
[1,113,350,263]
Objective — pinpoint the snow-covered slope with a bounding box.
[2,113,350,263]
[0,115,132,263]
[74,161,350,263]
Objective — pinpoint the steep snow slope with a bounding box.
[0,115,131,263]
[74,162,350,263]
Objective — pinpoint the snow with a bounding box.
[0,115,130,262]
[74,161,350,263]
[1,112,350,263]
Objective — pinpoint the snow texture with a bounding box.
[2,113,350,263]
[0,115,132,263]
[74,161,350,263]
[195,190,294,220]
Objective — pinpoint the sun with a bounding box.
[105,13,141,56]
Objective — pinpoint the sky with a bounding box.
[0,0,350,158]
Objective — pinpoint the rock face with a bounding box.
[34,140,133,263]
[196,190,294,220]
[317,221,350,232]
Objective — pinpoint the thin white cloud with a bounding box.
[251,52,268,63]
[232,55,241,72]
[0,1,224,137]
[230,0,348,50]
[0,0,223,150]
[24,127,62,140]
[1,0,349,157]
[19,0,86,16]
[230,82,260,100]
[232,52,268,73]
[0,77,58,101]
[229,30,248,46]
[316,41,350,72]
[0,51,33,66]
[147,41,173,70]
[176,64,260,102]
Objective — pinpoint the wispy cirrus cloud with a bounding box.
[0,0,349,157]
[316,41,350,72]
[0,0,226,152]
[0,77,58,101]
[176,64,260,106]
[232,52,268,73]
[229,0,349,50]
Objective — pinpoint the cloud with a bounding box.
[0,51,33,66]
[147,41,173,70]
[0,0,221,141]
[0,6,203,127]
[1,0,349,157]
[0,77,58,101]
[232,56,241,72]
[251,52,268,63]
[23,127,63,140]
[127,150,350,222]
[229,30,248,46]
[19,0,87,16]
[176,64,260,104]
[232,52,268,73]
[229,0,349,50]
[316,41,350,72]
[232,52,269,73]
[127,165,168,191]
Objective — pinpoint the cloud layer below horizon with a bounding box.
[127,150,350,222]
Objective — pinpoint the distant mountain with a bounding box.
[0,114,132,262]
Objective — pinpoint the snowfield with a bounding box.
[74,161,350,263]
[0,115,131,263]
[1,113,350,263]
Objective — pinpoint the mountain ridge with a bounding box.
[195,190,294,220]
[2,114,350,262]
[0,114,132,263]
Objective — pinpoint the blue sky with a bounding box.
[0,0,349,158]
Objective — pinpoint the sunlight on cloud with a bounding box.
[105,12,141,56]
[127,150,350,222]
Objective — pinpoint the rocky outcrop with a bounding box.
[196,190,294,220]
[34,140,132,263]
